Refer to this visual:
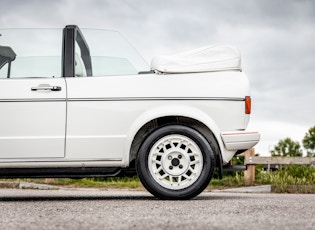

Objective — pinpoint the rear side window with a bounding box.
[78,29,150,77]
[0,29,62,78]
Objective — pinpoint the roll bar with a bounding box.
[62,25,92,77]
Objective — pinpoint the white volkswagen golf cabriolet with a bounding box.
[0,25,259,199]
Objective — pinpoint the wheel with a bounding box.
[136,125,215,200]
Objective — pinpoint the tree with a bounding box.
[302,125,315,157]
[270,137,303,157]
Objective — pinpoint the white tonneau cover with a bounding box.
[151,44,241,74]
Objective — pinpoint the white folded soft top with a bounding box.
[151,44,241,74]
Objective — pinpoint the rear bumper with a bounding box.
[221,131,260,151]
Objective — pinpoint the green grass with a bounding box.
[256,165,315,193]
[207,172,245,190]
[3,177,144,189]
[208,165,315,193]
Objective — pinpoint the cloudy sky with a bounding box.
[1,0,314,155]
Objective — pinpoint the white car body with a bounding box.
[0,72,257,164]
[0,25,259,199]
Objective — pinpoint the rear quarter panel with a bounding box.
[65,71,250,165]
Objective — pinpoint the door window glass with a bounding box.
[0,29,62,78]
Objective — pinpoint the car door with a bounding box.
[63,26,150,160]
[0,28,66,159]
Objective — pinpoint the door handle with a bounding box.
[31,85,62,91]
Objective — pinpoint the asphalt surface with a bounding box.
[0,188,314,230]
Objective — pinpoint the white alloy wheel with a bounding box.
[148,134,203,190]
[136,125,215,199]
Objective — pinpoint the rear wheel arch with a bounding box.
[129,116,222,173]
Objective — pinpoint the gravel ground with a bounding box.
[0,189,314,230]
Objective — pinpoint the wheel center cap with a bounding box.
[161,150,190,176]
[171,158,180,166]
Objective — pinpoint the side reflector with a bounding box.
[245,96,251,114]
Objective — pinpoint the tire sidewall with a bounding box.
[136,125,215,200]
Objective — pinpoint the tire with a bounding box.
[136,125,215,200]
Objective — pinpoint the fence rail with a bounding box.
[245,156,315,165]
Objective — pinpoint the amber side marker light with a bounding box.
[245,96,251,114]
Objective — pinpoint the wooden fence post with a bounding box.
[244,148,255,186]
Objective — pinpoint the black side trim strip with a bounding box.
[0,167,121,178]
